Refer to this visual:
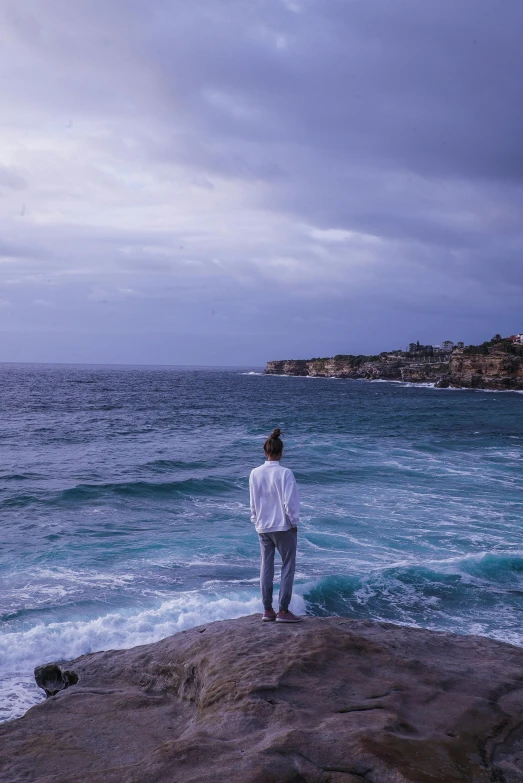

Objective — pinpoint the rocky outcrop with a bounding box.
[2,616,523,782]
[265,350,523,390]
[400,363,449,384]
[265,358,405,381]
[449,350,523,390]
[265,359,311,376]
[34,663,79,697]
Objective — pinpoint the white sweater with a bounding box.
[249,460,300,533]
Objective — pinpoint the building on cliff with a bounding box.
[408,341,433,355]
[408,341,455,363]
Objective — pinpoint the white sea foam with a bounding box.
[0,588,307,724]
[273,374,523,394]
[435,385,523,395]
[369,379,437,389]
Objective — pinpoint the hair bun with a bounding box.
[264,427,284,457]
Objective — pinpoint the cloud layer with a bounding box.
[1,0,522,364]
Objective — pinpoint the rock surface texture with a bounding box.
[265,351,523,391]
[448,351,523,390]
[264,358,406,381]
[2,617,523,783]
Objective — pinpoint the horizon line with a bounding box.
[0,361,265,370]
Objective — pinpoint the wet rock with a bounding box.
[34,663,79,697]
[2,617,523,782]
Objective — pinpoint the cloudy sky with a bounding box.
[1,0,522,365]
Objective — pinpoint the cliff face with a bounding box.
[399,364,449,384]
[265,358,405,380]
[265,359,311,376]
[265,351,523,390]
[3,616,523,783]
[449,350,523,390]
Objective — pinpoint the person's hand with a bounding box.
[291,526,298,533]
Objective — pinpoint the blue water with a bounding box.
[1,365,522,722]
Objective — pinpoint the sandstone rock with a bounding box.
[400,364,448,384]
[2,616,523,782]
[265,350,523,391]
[449,350,523,390]
[265,360,310,376]
[264,359,404,381]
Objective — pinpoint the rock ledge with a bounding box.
[2,616,523,782]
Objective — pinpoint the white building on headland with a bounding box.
[410,339,462,354]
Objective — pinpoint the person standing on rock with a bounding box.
[249,428,302,623]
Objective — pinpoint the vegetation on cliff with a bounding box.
[463,334,523,356]
[289,337,523,366]
[309,350,402,365]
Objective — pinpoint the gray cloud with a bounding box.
[0,0,522,364]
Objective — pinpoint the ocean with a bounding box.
[1,364,522,722]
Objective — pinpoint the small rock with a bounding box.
[34,663,78,697]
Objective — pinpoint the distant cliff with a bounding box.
[264,356,447,383]
[265,348,523,391]
[448,350,523,390]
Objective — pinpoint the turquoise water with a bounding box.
[1,365,522,721]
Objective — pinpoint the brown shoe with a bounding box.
[262,609,277,622]
[276,610,302,623]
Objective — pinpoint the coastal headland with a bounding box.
[265,336,523,391]
[2,616,523,782]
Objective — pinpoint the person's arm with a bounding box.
[249,472,257,526]
[284,470,300,529]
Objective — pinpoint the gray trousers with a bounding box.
[259,528,297,611]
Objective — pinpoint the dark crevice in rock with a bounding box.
[367,689,400,700]
[295,752,371,782]
[322,766,372,779]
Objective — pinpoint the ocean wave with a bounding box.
[0,473,43,482]
[141,459,211,473]
[303,553,523,641]
[368,379,434,388]
[60,476,240,501]
[0,475,241,509]
[270,374,523,394]
[365,375,523,394]
[454,552,523,584]
[0,589,306,723]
